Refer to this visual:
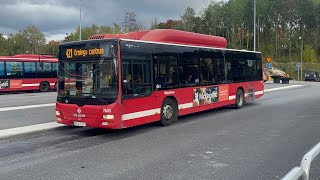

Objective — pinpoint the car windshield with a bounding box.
[58,58,118,104]
[305,71,315,75]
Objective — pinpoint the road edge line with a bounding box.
[0,122,64,139]
[264,85,304,93]
[0,103,55,112]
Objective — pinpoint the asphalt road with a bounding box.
[0,81,319,179]
[0,91,56,130]
[0,81,307,130]
[0,91,56,108]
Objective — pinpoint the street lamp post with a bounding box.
[79,0,82,41]
[299,36,303,82]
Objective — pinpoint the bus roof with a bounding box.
[120,38,261,54]
[0,54,58,62]
[89,29,227,49]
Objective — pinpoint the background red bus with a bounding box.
[0,54,58,92]
[56,29,264,129]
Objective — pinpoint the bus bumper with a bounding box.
[55,102,123,129]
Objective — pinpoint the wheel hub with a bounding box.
[163,104,173,120]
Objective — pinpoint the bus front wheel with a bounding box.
[160,98,178,126]
[235,89,244,109]
[39,82,50,92]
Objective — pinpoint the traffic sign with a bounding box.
[266,63,272,69]
[266,57,272,63]
[295,63,300,70]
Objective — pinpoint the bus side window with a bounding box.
[0,62,5,79]
[122,61,132,96]
[200,58,215,84]
[178,49,199,86]
[6,62,23,79]
[154,54,178,89]
[37,62,52,78]
[24,62,37,78]
[132,61,152,95]
[122,56,152,97]
[215,54,225,83]
[51,63,58,78]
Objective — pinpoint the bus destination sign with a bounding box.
[59,41,116,60]
[65,48,105,59]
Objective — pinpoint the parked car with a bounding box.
[304,70,320,82]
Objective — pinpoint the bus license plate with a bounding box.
[73,121,86,127]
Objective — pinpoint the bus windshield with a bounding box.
[57,58,118,105]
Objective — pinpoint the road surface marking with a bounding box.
[264,85,303,93]
[0,85,303,113]
[0,94,56,100]
[0,103,55,112]
[0,84,305,139]
[0,122,63,139]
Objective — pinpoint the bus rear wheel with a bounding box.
[39,82,50,92]
[235,89,244,109]
[160,98,178,126]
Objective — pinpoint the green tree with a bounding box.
[181,7,197,32]
[42,40,60,56]
[65,24,123,42]
[303,45,318,62]
[6,33,30,55]
[0,33,8,55]
[154,19,184,30]
[202,1,225,36]
[20,25,46,54]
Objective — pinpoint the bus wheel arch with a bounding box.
[160,97,178,126]
[235,87,244,109]
[39,81,50,92]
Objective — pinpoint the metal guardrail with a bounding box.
[282,141,320,180]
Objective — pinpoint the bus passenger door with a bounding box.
[121,58,156,125]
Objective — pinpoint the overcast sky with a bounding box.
[0,0,223,42]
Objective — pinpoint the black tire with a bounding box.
[235,89,244,109]
[39,82,50,92]
[160,98,178,126]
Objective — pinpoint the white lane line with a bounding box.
[0,103,55,112]
[0,122,64,139]
[0,94,56,100]
[265,85,303,93]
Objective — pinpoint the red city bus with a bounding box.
[56,29,264,129]
[0,54,58,92]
